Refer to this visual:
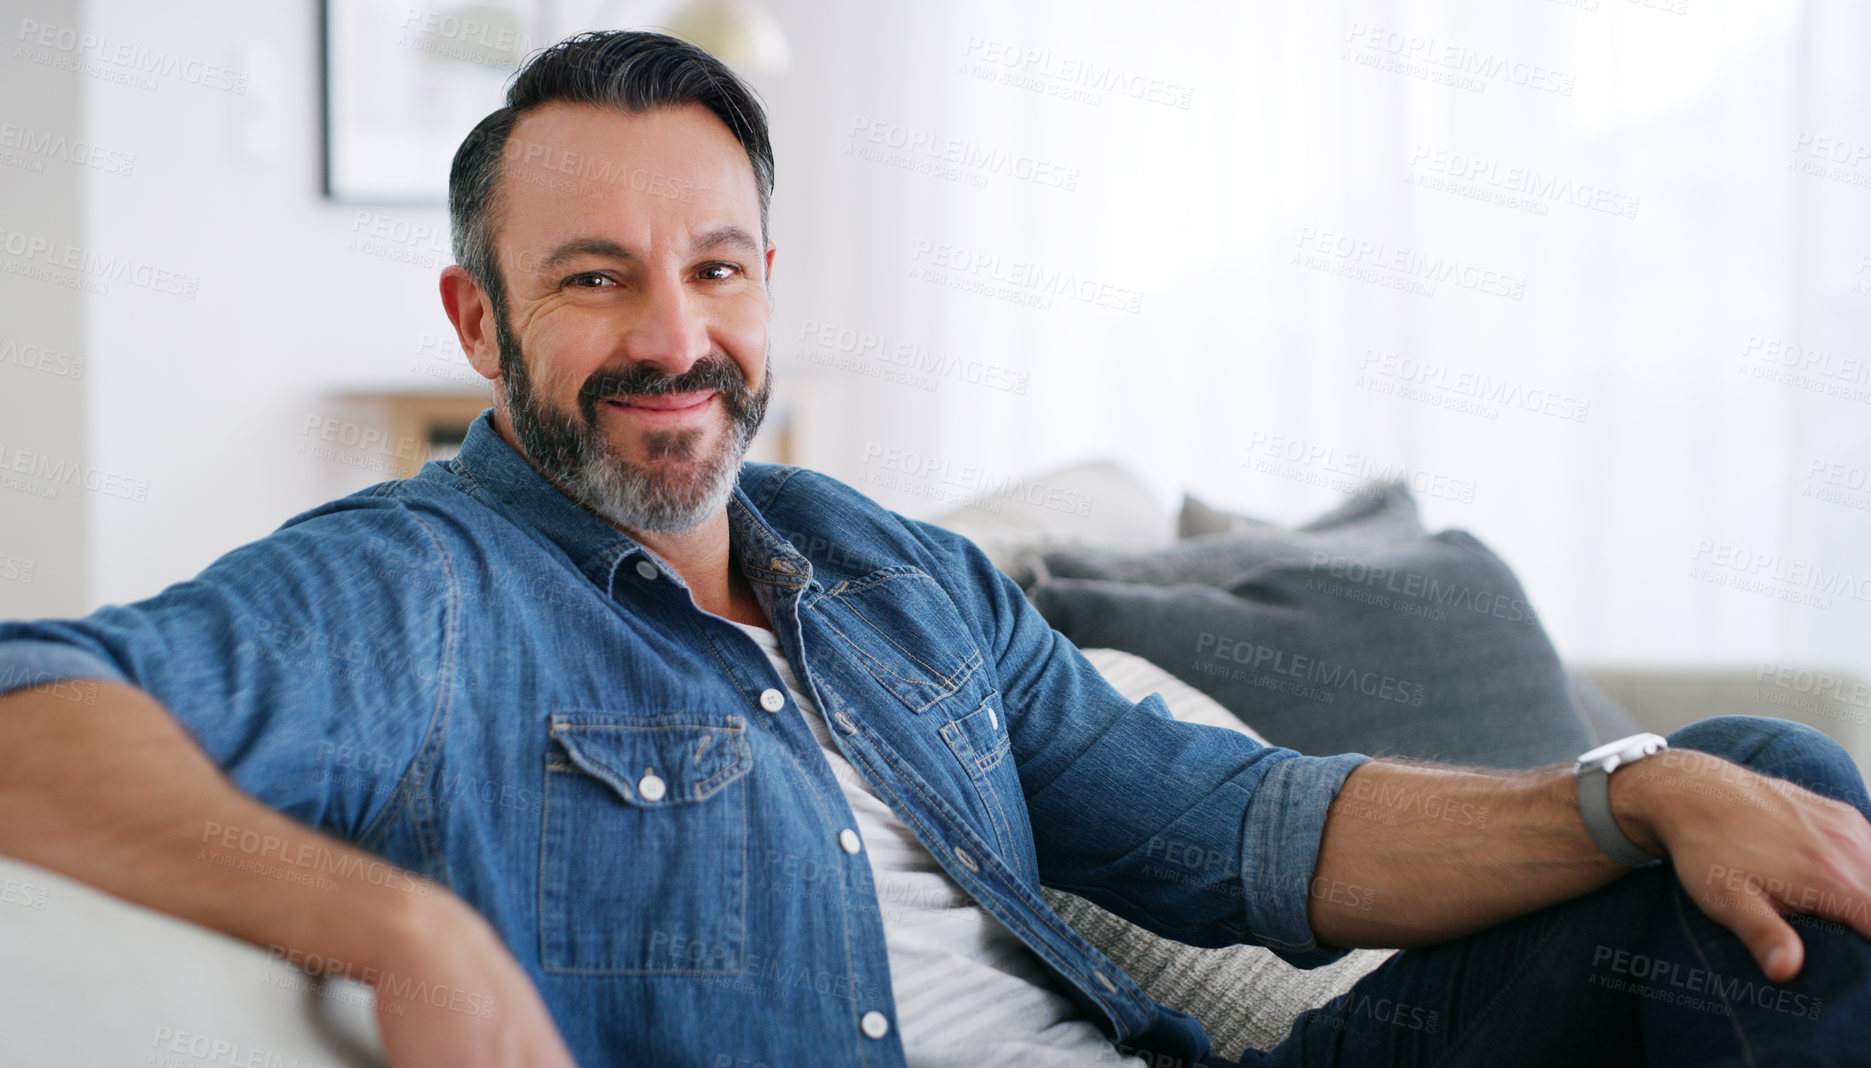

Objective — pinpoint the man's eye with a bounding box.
[565,272,613,289]
[698,263,740,281]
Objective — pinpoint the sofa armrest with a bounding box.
[1576,667,1871,779]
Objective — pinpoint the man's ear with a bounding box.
[764,241,777,286]
[439,265,501,381]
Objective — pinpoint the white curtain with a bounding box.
[755,0,1871,676]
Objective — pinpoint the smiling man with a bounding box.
[445,93,779,622]
[2,30,1871,1068]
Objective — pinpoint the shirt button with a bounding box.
[634,560,658,581]
[759,688,786,712]
[859,1011,890,1039]
[1094,970,1117,993]
[839,829,862,855]
[636,773,667,803]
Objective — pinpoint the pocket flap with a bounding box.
[549,714,751,804]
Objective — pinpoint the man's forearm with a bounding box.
[0,679,440,984]
[1308,758,1636,948]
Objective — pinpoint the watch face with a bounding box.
[1576,740,1626,767]
[1577,732,1667,770]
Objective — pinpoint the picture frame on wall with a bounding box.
[321,0,541,203]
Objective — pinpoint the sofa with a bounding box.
[3,462,1863,1065]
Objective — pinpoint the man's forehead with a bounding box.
[494,101,762,255]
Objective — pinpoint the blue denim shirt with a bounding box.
[0,412,1366,1067]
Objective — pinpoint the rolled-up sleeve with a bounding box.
[1236,750,1370,966]
[906,515,1372,967]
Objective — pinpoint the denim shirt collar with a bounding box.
[445,409,814,598]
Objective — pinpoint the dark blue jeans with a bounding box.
[1207,716,1871,1068]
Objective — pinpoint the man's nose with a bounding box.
[624,277,712,374]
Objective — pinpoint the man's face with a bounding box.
[485,102,775,535]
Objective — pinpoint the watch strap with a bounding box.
[1577,765,1665,868]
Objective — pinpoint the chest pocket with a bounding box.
[539,712,751,975]
[814,567,984,715]
[812,567,1035,870]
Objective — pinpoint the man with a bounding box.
[1,30,1868,1068]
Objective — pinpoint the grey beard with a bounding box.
[495,311,770,536]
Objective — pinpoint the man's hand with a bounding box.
[1309,740,1871,965]
[366,892,578,1068]
[1616,749,1871,983]
[0,680,577,1067]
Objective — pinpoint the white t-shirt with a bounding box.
[729,621,1145,1067]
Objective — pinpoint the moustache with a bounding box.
[576,357,753,411]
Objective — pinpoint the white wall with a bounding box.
[9,0,1868,688]
[78,0,464,607]
[0,0,89,620]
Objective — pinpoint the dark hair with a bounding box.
[447,30,774,315]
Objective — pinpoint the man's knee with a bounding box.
[1668,715,1867,811]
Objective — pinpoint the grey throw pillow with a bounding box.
[1036,482,1424,590]
[1029,513,1597,768]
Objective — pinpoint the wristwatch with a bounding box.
[1573,733,1669,868]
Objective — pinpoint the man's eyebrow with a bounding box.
[533,237,635,275]
[693,225,762,257]
[529,227,761,276]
